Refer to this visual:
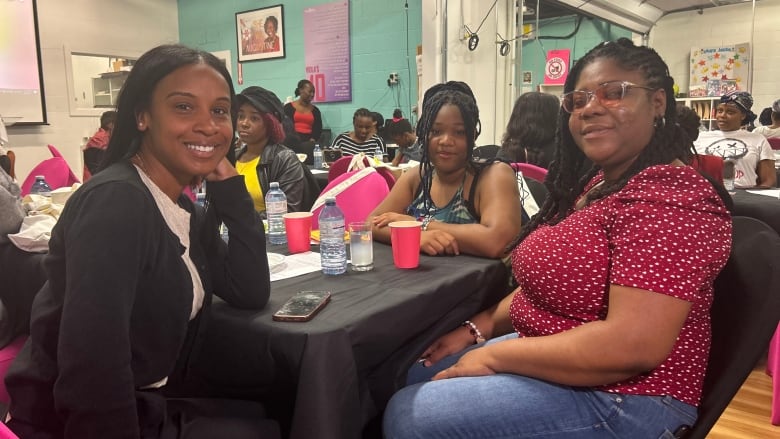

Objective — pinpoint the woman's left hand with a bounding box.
[432,346,497,380]
[204,157,239,182]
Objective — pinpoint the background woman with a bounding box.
[754,99,780,138]
[694,91,776,188]
[4,44,278,438]
[331,107,386,156]
[283,79,322,144]
[383,39,731,439]
[235,85,318,216]
[370,81,521,258]
[498,91,559,169]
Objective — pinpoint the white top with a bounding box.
[694,129,775,188]
[134,165,204,320]
[754,125,780,139]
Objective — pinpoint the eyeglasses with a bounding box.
[560,81,657,113]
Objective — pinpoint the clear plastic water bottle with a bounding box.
[265,181,287,245]
[313,143,323,169]
[220,223,229,243]
[29,175,52,196]
[318,198,347,275]
[374,145,384,163]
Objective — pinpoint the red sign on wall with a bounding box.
[544,49,570,85]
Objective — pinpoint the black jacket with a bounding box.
[5,162,269,438]
[235,142,319,216]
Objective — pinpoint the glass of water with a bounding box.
[348,222,374,272]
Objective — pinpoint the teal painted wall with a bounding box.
[520,15,631,91]
[178,0,421,139]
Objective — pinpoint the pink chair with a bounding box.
[20,145,80,196]
[767,137,780,151]
[767,324,780,425]
[311,167,389,230]
[0,336,26,406]
[511,162,548,182]
[0,423,18,439]
[328,155,369,182]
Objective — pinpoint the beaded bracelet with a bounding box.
[421,216,435,231]
[462,320,486,344]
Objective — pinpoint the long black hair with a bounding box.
[517,38,693,243]
[103,44,237,168]
[500,91,559,168]
[415,81,482,213]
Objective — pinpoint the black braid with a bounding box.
[416,81,481,214]
[516,38,694,244]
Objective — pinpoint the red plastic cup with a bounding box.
[284,212,313,254]
[388,221,422,269]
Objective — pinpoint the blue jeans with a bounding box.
[383,334,697,439]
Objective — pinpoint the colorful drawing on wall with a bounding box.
[689,43,749,96]
[236,5,285,62]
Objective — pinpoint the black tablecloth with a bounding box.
[307,166,329,192]
[0,242,46,348]
[185,243,509,439]
[731,189,780,235]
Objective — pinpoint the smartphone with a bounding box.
[272,291,332,322]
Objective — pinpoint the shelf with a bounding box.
[679,97,719,131]
[91,70,129,108]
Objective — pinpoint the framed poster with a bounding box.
[236,5,285,62]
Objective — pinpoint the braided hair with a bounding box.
[516,38,693,244]
[415,81,482,214]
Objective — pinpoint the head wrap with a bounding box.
[237,86,287,143]
[720,90,757,124]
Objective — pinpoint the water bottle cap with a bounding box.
[36,175,45,180]
[325,197,336,205]
[270,181,280,189]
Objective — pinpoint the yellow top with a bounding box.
[236,156,265,212]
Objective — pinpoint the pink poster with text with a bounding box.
[303,1,351,103]
[544,49,570,85]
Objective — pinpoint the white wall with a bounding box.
[421,0,516,146]
[648,1,780,112]
[6,0,179,182]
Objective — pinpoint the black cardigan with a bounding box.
[5,162,270,438]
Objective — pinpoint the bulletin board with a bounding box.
[689,43,750,97]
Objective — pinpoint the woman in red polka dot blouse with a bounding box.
[383,38,733,439]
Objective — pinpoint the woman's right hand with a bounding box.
[419,325,475,367]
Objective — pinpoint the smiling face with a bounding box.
[427,103,469,173]
[264,20,277,38]
[715,102,745,131]
[136,62,233,186]
[567,58,665,181]
[353,115,374,142]
[237,103,268,148]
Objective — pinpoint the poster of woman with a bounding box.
[236,5,285,62]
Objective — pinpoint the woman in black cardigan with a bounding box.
[4,44,279,439]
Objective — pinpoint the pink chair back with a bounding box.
[311,168,389,230]
[20,145,81,196]
[0,423,19,439]
[511,162,548,182]
[0,336,27,405]
[328,155,371,182]
[768,137,780,151]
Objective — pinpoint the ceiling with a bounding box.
[525,0,757,33]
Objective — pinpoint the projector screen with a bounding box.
[0,0,47,125]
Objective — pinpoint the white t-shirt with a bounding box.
[694,129,774,188]
[754,125,780,139]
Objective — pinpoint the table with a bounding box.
[308,166,329,192]
[184,243,509,439]
[731,189,780,235]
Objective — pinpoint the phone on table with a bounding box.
[272,291,332,322]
